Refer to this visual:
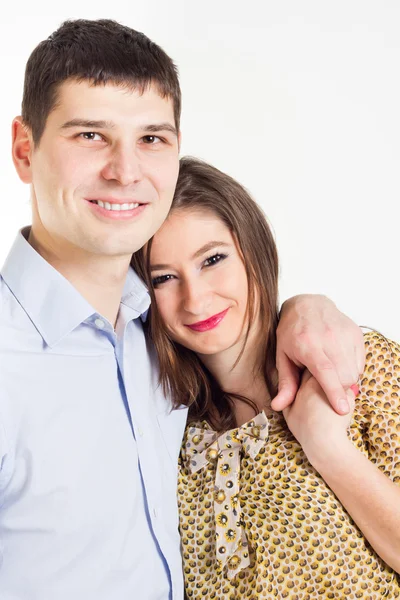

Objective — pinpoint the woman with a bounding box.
[132,157,400,598]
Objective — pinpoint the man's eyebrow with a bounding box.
[60,119,178,136]
[60,119,116,130]
[150,241,231,271]
[140,122,178,136]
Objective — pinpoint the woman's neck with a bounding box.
[198,334,272,426]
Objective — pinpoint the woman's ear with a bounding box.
[12,117,33,184]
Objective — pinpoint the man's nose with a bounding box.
[101,144,142,186]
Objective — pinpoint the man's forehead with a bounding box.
[53,79,175,123]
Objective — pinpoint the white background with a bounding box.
[1,1,399,340]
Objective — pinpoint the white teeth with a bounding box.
[95,201,140,211]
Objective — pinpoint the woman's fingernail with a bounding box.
[338,399,349,413]
[350,384,360,396]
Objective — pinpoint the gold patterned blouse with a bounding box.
[177,332,400,599]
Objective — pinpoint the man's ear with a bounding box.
[177,130,182,153]
[12,117,33,184]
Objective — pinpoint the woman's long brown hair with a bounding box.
[131,157,279,431]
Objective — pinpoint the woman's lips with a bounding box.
[185,308,229,332]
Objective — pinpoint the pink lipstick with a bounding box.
[185,308,229,332]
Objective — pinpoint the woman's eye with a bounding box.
[203,253,227,267]
[152,274,175,287]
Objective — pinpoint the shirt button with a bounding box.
[153,508,158,519]
[137,427,144,437]
[95,318,105,329]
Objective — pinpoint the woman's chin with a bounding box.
[183,337,238,357]
[171,329,243,357]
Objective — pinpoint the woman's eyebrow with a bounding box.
[191,241,230,260]
[150,262,171,271]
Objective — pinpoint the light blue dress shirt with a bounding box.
[0,228,188,600]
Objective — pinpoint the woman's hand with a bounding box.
[282,370,356,465]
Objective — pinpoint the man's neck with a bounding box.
[28,229,131,327]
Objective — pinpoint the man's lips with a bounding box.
[185,308,229,332]
[87,197,143,203]
[86,198,147,220]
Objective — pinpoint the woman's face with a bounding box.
[149,209,250,357]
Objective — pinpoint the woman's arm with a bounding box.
[283,331,400,573]
[306,431,400,573]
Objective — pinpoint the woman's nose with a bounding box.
[182,278,212,316]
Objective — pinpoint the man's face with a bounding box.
[28,80,180,258]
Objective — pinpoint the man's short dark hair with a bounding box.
[21,19,181,145]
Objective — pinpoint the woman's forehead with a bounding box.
[150,209,234,261]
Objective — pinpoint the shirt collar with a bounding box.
[120,266,151,321]
[1,228,150,347]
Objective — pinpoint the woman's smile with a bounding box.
[184,308,230,332]
[149,209,249,357]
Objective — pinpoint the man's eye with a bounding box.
[152,274,175,287]
[203,253,227,267]
[79,132,103,141]
[142,135,162,144]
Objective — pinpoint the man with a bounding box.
[1,19,363,599]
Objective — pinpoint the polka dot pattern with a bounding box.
[178,332,400,598]
[185,411,269,578]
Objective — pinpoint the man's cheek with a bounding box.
[158,157,179,189]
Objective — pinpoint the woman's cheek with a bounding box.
[156,292,176,329]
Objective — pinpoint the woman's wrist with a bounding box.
[301,433,354,473]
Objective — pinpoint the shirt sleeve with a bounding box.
[355,331,400,485]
